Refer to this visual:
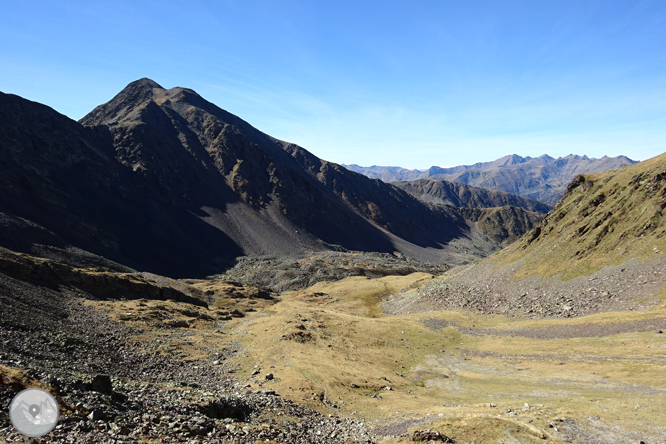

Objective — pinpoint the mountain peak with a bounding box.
[115,78,165,102]
[502,154,527,165]
[129,77,163,90]
[80,78,165,125]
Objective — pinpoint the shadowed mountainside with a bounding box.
[0,79,528,277]
[345,153,636,206]
[459,206,544,245]
[79,79,486,261]
[0,87,244,277]
[391,178,547,245]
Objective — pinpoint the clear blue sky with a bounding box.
[2,1,665,169]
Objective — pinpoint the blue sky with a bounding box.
[2,0,665,169]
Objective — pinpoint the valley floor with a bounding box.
[1,255,665,443]
[220,271,666,444]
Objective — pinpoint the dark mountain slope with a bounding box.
[1,79,510,276]
[0,91,244,276]
[459,206,544,245]
[80,79,470,254]
[391,179,551,213]
[283,146,465,248]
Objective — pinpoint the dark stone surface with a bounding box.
[90,375,113,396]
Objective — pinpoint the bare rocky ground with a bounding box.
[215,251,450,292]
[383,254,666,319]
[0,272,376,443]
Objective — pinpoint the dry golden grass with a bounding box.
[216,272,663,442]
[92,269,666,443]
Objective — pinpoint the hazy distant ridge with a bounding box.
[344,153,636,206]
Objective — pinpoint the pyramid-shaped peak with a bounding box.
[128,77,164,90]
[114,78,165,99]
[503,154,527,164]
[80,78,165,125]
[115,78,164,100]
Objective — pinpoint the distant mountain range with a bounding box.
[344,153,636,206]
[0,79,545,277]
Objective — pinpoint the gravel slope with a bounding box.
[0,272,376,443]
[383,254,666,319]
